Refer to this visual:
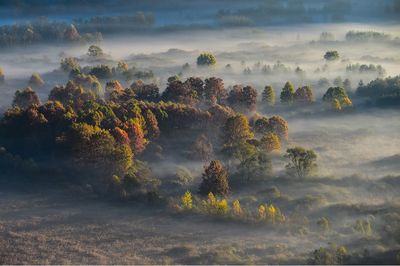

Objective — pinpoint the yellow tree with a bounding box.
[181,191,193,209]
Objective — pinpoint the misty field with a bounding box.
[1,0,400,265]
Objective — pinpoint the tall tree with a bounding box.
[199,160,229,196]
[262,85,275,106]
[280,81,295,105]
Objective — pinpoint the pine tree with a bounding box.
[262,85,276,106]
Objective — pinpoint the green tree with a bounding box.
[294,86,314,104]
[280,81,295,105]
[284,146,317,178]
[199,160,229,196]
[324,50,340,61]
[262,85,276,106]
[237,151,272,182]
[197,52,217,66]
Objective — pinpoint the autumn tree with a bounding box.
[284,146,317,178]
[227,85,258,113]
[294,86,314,104]
[143,109,160,140]
[266,116,289,141]
[126,119,147,154]
[131,82,160,102]
[162,80,198,105]
[222,114,254,146]
[66,122,133,191]
[204,77,227,104]
[73,74,103,96]
[184,77,204,100]
[280,81,295,105]
[199,160,229,196]
[260,132,281,152]
[262,85,275,106]
[12,87,40,109]
[197,52,217,66]
[28,73,45,88]
[105,80,124,99]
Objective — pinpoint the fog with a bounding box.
[1,1,400,264]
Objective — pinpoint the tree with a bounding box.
[12,87,40,109]
[126,120,147,154]
[105,80,124,99]
[143,109,160,140]
[324,50,340,61]
[284,147,317,178]
[162,80,198,105]
[237,151,272,182]
[63,24,80,42]
[204,77,227,104]
[87,45,104,57]
[89,65,112,79]
[280,81,295,105]
[73,74,103,96]
[197,52,217,66]
[181,191,193,209]
[260,132,281,152]
[222,114,254,146]
[294,86,314,104]
[199,160,229,196]
[227,85,257,112]
[28,73,45,88]
[191,134,213,162]
[262,85,275,106]
[343,78,351,90]
[323,87,352,110]
[333,76,343,87]
[132,83,159,102]
[266,116,289,141]
[60,58,80,73]
[184,77,204,100]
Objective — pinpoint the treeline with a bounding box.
[0,18,102,48]
[73,12,155,33]
[357,75,400,107]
